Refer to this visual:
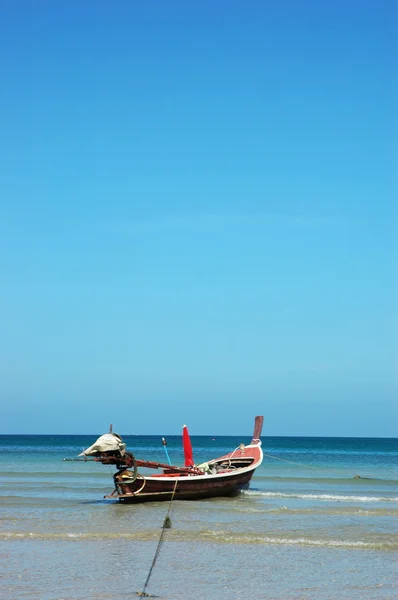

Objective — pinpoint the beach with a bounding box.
[1,434,397,599]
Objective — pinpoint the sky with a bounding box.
[0,1,397,436]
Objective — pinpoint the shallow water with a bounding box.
[1,434,397,599]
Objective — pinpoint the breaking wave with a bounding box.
[243,490,398,502]
[2,530,397,550]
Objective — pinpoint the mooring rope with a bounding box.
[262,451,328,470]
[262,451,376,479]
[137,476,180,598]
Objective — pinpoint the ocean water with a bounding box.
[0,433,397,599]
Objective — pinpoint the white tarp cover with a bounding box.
[79,433,126,456]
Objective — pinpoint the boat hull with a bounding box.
[115,470,255,503]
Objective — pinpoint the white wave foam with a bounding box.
[2,531,396,550]
[254,536,396,549]
[201,530,397,549]
[244,490,398,502]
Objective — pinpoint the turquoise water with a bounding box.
[1,434,397,599]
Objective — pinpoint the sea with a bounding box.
[0,434,397,600]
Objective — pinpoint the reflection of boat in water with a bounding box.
[65,416,263,503]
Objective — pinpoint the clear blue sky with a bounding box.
[1,1,396,436]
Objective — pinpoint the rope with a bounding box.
[262,452,376,479]
[225,446,243,466]
[262,452,327,470]
[137,476,180,598]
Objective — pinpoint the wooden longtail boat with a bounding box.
[66,416,263,503]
